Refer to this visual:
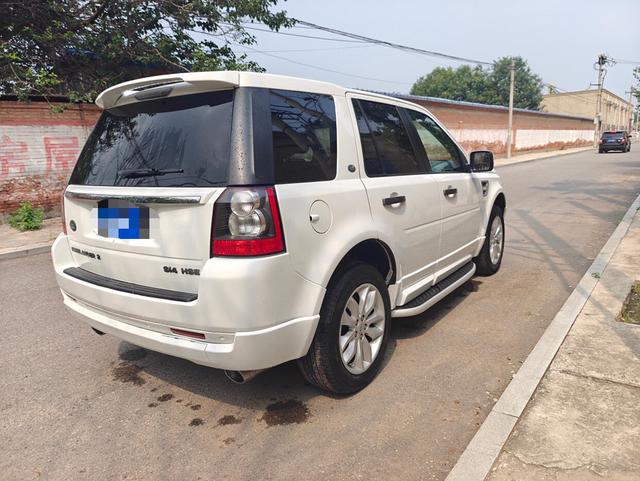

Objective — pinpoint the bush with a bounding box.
[8,202,44,231]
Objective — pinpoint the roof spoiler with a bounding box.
[95,71,240,110]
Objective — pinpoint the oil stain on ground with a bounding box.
[157,393,174,402]
[259,400,310,426]
[112,361,145,386]
[189,418,204,427]
[190,404,201,411]
[223,437,235,445]
[217,415,242,426]
[119,348,147,361]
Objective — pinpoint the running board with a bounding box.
[392,262,476,318]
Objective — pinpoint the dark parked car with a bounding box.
[598,131,631,153]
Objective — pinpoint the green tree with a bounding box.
[484,56,543,110]
[410,56,544,110]
[410,65,488,102]
[0,1,294,103]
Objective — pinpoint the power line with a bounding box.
[240,44,375,54]
[189,29,411,86]
[611,58,640,65]
[223,23,367,43]
[295,19,492,65]
[234,43,411,86]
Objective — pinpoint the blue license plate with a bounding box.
[96,199,150,239]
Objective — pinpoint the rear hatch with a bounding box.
[64,89,234,294]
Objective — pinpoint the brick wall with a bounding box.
[0,100,100,219]
[0,95,595,219]
[402,95,594,155]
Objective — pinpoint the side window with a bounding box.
[353,99,425,176]
[405,109,466,173]
[270,89,337,183]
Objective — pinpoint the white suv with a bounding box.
[52,71,505,394]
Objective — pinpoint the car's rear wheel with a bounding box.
[474,205,505,276]
[298,263,391,394]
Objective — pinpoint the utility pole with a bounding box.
[506,57,515,159]
[625,88,636,132]
[594,54,608,146]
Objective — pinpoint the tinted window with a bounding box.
[602,132,625,139]
[354,99,425,176]
[70,91,233,187]
[406,109,466,173]
[270,89,337,183]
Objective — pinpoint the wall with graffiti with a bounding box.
[0,100,100,218]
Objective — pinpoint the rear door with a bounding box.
[349,96,442,302]
[63,90,234,293]
[403,109,482,280]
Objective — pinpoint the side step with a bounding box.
[392,262,476,318]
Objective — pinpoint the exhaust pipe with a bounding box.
[224,369,266,384]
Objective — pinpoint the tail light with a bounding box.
[211,186,285,257]
[61,189,67,234]
[598,139,603,144]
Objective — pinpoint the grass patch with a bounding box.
[620,282,640,325]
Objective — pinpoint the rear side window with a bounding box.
[270,89,337,184]
[353,99,425,176]
[70,91,233,187]
[405,109,466,173]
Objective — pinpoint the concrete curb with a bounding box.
[495,146,593,168]
[0,243,52,261]
[445,191,640,481]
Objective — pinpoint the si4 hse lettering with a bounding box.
[163,266,200,276]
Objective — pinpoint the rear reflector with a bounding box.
[170,328,206,340]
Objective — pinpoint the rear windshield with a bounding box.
[70,90,233,187]
[602,132,624,139]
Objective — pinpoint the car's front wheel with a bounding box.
[298,263,391,394]
[475,204,505,276]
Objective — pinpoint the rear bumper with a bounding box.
[52,234,325,370]
[62,291,319,370]
[600,144,626,150]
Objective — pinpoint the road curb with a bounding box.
[0,243,52,261]
[495,146,593,168]
[445,191,640,481]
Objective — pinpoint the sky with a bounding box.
[229,0,640,103]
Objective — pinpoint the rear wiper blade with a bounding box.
[118,168,184,179]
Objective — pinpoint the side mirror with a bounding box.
[470,151,494,172]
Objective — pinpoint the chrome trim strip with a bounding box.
[64,191,201,204]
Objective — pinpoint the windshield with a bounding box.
[69,90,233,187]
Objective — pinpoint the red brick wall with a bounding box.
[0,101,100,219]
[408,98,594,155]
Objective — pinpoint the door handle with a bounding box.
[382,195,406,206]
[443,186,457,198]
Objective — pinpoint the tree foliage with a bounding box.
[0,0,294,103]
[411,56,544,110]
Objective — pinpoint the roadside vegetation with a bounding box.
[410,56,544,110]
[8,202,45,232]
[0,0,294,104]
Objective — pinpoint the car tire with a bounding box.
[474,205,505,276]
[298,263,391,394]
[598,149,603,154]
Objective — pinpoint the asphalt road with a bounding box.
[2,148,639,481]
